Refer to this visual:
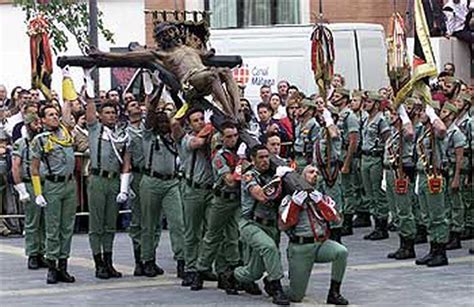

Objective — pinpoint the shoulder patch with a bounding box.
[215,157,224,169]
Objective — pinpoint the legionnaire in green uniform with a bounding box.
[440,102,466,250]
[30,104,77,284]
[196,122,244,293]
[293,98,320,172]
[350,92,372,228]
[177,107,215,289]
[223,145,290,305]
[11,113,48,269]
[124,98,146,276]
[0,129,12,237]
[281,165,349,305]
[313,96,344,242]
[415,103,450,267]
[360,92,391,240]
[86,95,132,279]
[384,104,417,259]
[332,88,360,236]
[453,93,473,241]
[139,98,184,278]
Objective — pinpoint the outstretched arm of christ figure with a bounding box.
[89,49,166,68]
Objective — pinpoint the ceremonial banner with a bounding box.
[28,15,53,100]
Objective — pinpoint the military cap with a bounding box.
[24,113,39,125]
[443,76,459,84]
[365,91,383,102]
[430,100,441,111]
[351,90,365,99]
[442,102,459,114]
[456,93,472,105]
[301,97,318,108]
[334,87,350,97]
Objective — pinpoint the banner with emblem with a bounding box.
[232,57,279,101]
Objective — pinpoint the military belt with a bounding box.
[23,177,44,184]
[290,235,318,244]
[214,190,239,200]
[45,174,74,183]
[145,170,177,180]
[185,178,213,190]
[253,216,276,227]
[91,168,119,179]
[361,150,383,157]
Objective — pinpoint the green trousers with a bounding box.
[341,166,360,215]
[140,175,184,262]
[411,186,424,227]
[234,219,283,283]
[445,170,465,233]
[417,173,449,243]
[385,170,399,227]
[361,156,388,219]
[182,184,212,272]
[287,239,348,302]
[386,171,416,239]
[88,175,119,255]
[197,196,240,273]
[318,173,343,228]
[24,183,46,256]
[355,161,371,213]
[462,176,473,229]
[129,172,142,251]
[43,179,77,260]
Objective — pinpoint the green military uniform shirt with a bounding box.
[337,106,360,158]
[383,127,415,168]
[127,123,145,171]
[143,129,178,175]
[179,133,213,185]
[212,148,240,194]
[456,113,473,171]
[241,168,277,220]
[294,118,320,154]
[88,121,129,173]
[361,112,390,153]
[416,126,445,172]
[12,136,36,178]
[443,123,466,166]
[313,127,342,168]
[31,130,75,176]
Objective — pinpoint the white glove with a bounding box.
[116,173,132,203]
[275,166,294,178]
[237,142,247,158]
[414,174,420,195]
[62,65,71,78]
[397,104,411,126]
[425,105,439,124]
[204,109,214,124]
[291,191,308,206]
[308,190,323,203]
[35,195,47,207]
[381,170,387,192]
[322,108,334,127]
[83,67,95,98]
[14,183,30,203]
[142,71,154,95]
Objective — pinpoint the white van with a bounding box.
[209,23,390,103]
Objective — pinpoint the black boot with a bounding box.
[341,214,353,236]
[152,258,164,275]
[426,243,448,267]
[28,255,39,270]
[414,225,428,244]
[46,259,58,284]
[143,260,159,277]
[217,272,238,294]
[190,272,203,291]
[103,252,122,278]
[93,254,110,279]
[353,212,371,228]
[445,232,462,250]
[460,227,474,240]
[388,235,415,260]
[415,242,434,265]
[265,278,290,305]
[326,280,349,305]
[363,218,389,240]
[469,248,474,255]
[133,249,144,276]
[221,270,240,295]
[329,228,342,244]
[38,255,49,268]
[176,260,185,279]
[240,281,262,295]
[57,259,76,283]
[181,272,193,287]
[199,270,217,281]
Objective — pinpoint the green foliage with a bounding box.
[14,0,115,55]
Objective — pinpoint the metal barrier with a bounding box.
[0,210,132,219]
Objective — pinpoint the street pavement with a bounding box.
[1,227,473,306]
